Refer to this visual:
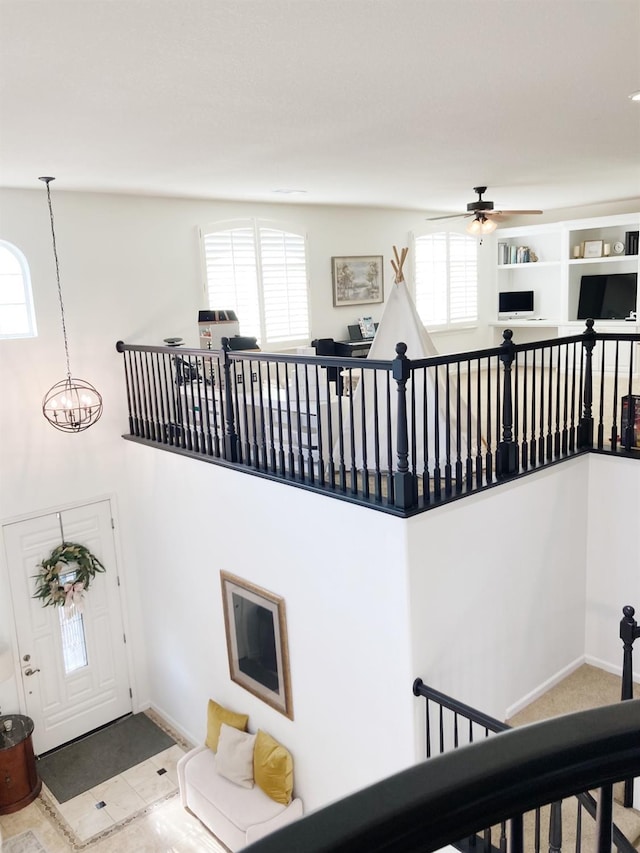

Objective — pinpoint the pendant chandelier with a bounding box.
[40,177,103,432]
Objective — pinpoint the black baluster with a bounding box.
[392,343,417,509]
[465,360,473,490]
[118,346,136,436]
[522,350,529,469]
[539,348,546,462]
[611,342,620,452]
[548,800,562,853]
[422,368,431,502]
[360,365,369,497]
[476,359,483,487]
[530,349,538,467]
[444,364,452,495]
[221,338,239,462]
[433,364,442,498]
[577,318,596,448]
[455,362,463,492]
[546,345,553,461]
[569,342,577,454]
[595,784,613,853]
[597,341,606,450]
[373,370,382,501]
[555,342,562,456]
[485,357,493,482]
[620,605,640,806]
[561,344,569,456]
[623,336,635,451]
[497,329,518,477]
[153,353,168,444]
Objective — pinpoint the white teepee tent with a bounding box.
[344,247,467,472]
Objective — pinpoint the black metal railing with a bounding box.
[241,700,640,853]
[412,678,636,853]
[620,604,640,806]
[115,321,640,516]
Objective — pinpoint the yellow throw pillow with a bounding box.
[253,729,294,805]
[205,699,249,752]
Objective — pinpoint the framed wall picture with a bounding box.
[331,255,384,307]
[220,572,293,719]
[583,239,604,259]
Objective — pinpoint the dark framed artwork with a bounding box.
[220,571,293,719]
[331,255,384,306]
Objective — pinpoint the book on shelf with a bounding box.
[625,230,639,256]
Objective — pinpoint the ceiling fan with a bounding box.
[427,187,543,235]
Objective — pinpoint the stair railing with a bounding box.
[620,604,640,806]
[243,699,640,853]
[412,678,636,853]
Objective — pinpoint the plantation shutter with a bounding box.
[203,221,310,349]
[259,227,309,345]
[414,232,477,327]
[203,228,260,339]
[448,233,477,323]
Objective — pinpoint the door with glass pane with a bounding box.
[3,500,132,754]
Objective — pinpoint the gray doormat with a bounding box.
[36,712,176,804]
[2,829,50,853]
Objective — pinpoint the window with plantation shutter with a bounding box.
[0,240,37,339]
[413,231,477,328]
[202,220,310,350]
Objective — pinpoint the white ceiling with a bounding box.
[1,0,639,216]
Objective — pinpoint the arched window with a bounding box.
[413,231,478,328]
[202,220,310,350]
[0,240,37,339]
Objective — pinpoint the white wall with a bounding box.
[118,441,415,811]
[585,453,640,677]
[407,459,590,726]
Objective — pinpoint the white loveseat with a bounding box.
[177,700,303,851]
[178,744,303,850]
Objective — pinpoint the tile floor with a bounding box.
[0,744,226,852]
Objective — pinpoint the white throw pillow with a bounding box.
[216,722,257,788]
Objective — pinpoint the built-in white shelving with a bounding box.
[493,212,640,343]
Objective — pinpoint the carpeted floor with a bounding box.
[36,713,176,804]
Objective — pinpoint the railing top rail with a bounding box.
[114,340,394,370]
[412,678,509,733]
[117,324,640,374]
[244,699,640,853]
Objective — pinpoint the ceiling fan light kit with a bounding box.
[427,186,543,233]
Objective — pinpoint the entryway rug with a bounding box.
[2,829,50,853]
[36,712,176,803]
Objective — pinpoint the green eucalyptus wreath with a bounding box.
[33,541,106,609]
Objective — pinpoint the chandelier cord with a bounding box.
[43,178,72,379]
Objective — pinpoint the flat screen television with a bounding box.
[498,290,535,318]
[577,273,638,320]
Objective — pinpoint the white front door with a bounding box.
[3,499,132,754]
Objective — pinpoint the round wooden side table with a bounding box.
[0,714,42,814]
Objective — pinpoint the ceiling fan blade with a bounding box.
[490,209,543,216]
[426,212,472,221]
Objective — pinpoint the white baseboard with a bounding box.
[505,656,584,720]
[584,654,640,685]
[147,701,199,749]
